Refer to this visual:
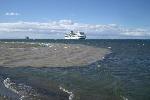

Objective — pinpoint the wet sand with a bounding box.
[0,42,110,67]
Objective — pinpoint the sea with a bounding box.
[0,39,150,100]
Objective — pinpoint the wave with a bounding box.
[59,86,74,100]
[120,95,128,100]
[3,78,39,100]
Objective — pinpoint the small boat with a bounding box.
[25,36,30,40]
[65,31,86,39]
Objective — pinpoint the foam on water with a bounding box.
[108,46,112,49]
[120,95,128,100]
[3,78,39,100]
[59,86,74,100]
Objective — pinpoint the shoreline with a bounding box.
[0,42,110,68]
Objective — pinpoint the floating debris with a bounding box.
[64,46,68,49]
[76,46,80,49]
[49,45,53,48]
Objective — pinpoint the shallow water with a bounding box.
[0,39,150,100]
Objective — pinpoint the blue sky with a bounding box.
[0,0,150,39]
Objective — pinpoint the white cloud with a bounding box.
[0,20,150,39]
[5,12,20,16]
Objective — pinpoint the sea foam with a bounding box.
[3,78,39,100]
[59,86,74,100]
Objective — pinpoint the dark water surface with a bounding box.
[0,39,150,100]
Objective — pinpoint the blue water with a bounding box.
[0,39,150,100]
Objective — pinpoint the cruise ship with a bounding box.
[65,31,86,39]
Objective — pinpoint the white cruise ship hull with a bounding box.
[64,31,86,39]
[65,37,85,39]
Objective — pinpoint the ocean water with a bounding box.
[0,39,150,100]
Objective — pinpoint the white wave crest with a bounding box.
[3,78,39,100]
[121,95,128,100]
[59,86,74,100]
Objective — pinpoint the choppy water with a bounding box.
[0,39,150,100]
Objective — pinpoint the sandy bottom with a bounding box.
[0,42,110,67]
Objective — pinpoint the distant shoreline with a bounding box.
[0,42,110,68]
